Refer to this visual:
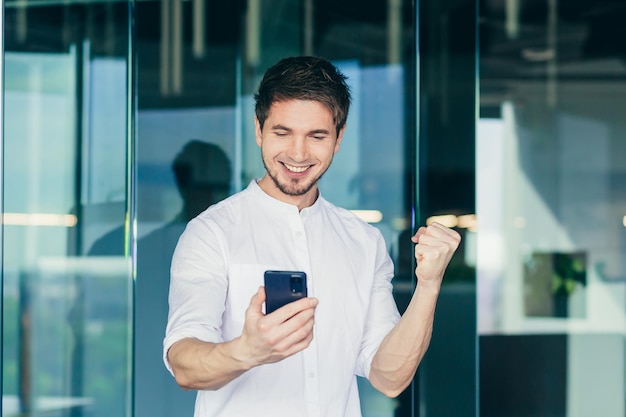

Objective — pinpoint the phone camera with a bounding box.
[290,276,304,294]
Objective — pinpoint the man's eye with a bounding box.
[312,135,326,140]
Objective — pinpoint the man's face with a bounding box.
[255,99,344,208]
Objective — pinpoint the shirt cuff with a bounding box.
[163,328,223,375]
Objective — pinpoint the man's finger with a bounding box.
[269,312,316,356]
[267,297,318,322]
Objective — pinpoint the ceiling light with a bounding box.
[351,210,383,224]
[521,48,555,62]
[3,213,78,227]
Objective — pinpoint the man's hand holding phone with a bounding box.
[235,284,317,369]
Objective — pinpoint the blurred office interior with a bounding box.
[1,0,625,416]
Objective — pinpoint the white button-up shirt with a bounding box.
[164,180,400,417]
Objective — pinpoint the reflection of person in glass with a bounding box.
[87,140,232,417]
[135,140,232,417]
[164,57,461,417]
[170,140,232,222]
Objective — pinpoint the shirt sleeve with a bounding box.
[354,230,401,379]
[162,216,229,374]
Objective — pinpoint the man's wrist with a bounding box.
[415,280,441,295]
[226,336,257,372]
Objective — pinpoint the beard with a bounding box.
[262,157,329,197]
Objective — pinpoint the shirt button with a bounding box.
[308,372,316,378]
[295,231,303,238]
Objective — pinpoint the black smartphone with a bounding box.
[264,270,308,314]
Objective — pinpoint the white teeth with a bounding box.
[284,163,309,173]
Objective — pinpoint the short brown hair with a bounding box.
[254,56,352,136]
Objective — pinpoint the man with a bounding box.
[164,56,461,417]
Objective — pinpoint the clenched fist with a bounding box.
[411,222,461,289]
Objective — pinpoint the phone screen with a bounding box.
[264,270,307,314]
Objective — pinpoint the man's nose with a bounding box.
[287,137,308,160]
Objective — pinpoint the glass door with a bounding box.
[2,2,134,416]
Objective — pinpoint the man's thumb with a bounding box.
[248,286,266,314]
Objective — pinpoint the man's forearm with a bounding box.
[369,283,440,398]
[166,290,318,391]
[167,337,253,390]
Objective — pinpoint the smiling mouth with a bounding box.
[283,162,311,173]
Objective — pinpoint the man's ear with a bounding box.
[334,125,346,154]
[254,116,263,147]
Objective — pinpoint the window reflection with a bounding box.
[134,138,233,417]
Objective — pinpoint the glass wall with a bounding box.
[3,1,463,417]
[2,1,133,417]
[19,0,626,416]
[478,1,626,416]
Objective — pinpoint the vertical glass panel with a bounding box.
[134,1,419,417]
[478,1,626,415]
[133,1,240,416]
[2,2,132,417]
[416,0,477,415]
